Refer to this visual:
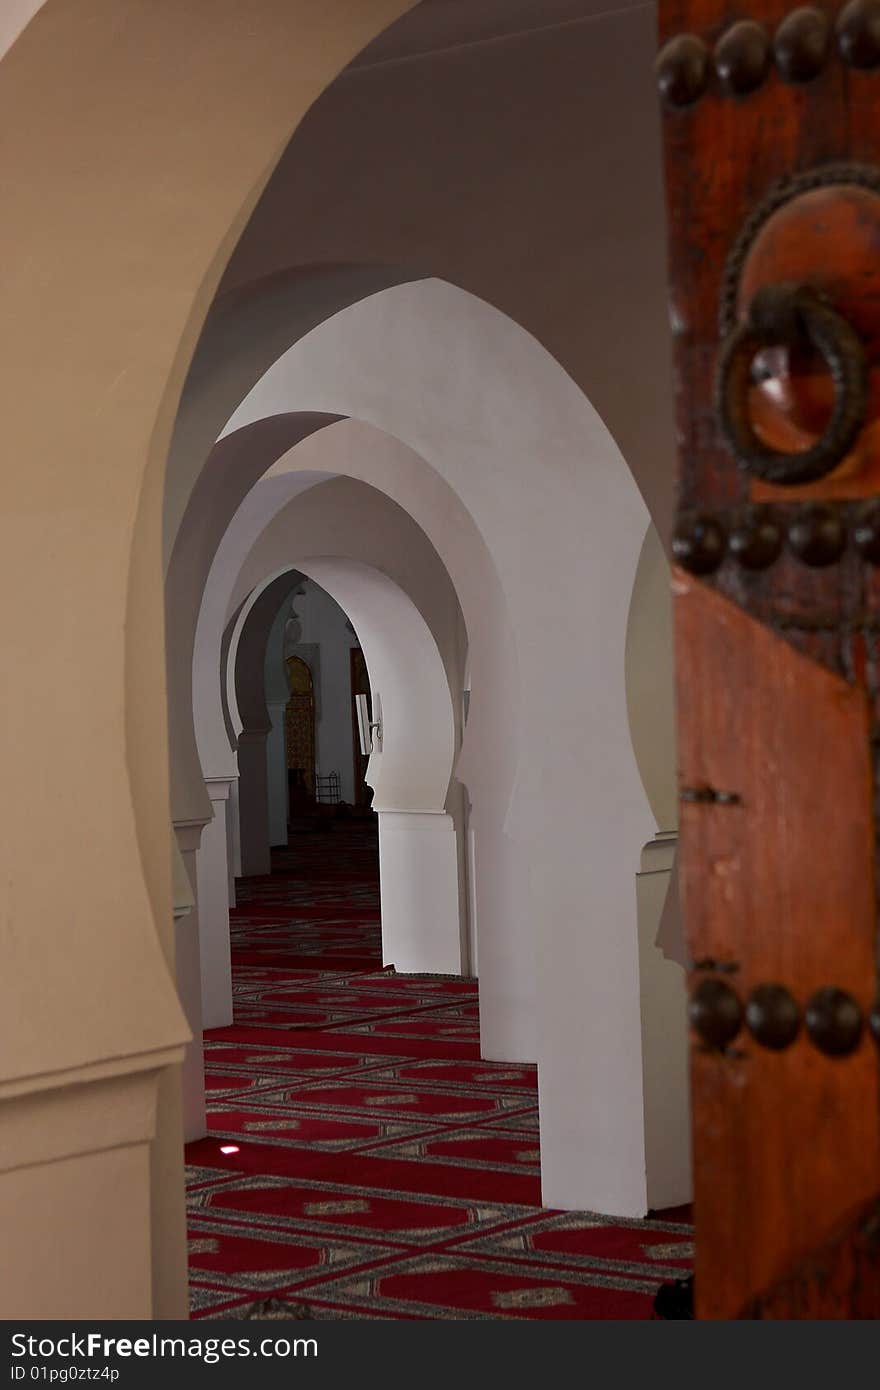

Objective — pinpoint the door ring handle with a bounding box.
[715,281,868,485]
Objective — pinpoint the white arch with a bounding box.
[167,412,340,827]
[229,559,456,813]
[192,430,477,797]
[163,267,413,562]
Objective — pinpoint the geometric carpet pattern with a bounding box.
[186,820,693,1318]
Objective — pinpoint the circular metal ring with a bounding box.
[715,282,868,485]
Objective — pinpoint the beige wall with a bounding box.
[0,0,417,1319]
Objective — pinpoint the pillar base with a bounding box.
[0,1054,180,1319]
[538,832,690,1217]
[377,810,466,975]
[636,832,691,1211]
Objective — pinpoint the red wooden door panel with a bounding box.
[656,0,880,1317]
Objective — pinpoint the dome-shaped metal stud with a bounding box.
[853,499,880,563]
[787,505,846,566]
[773,7,831,81]
[656,34,711,107]
[689,978,743,1050]
[672,513,727,575]
[870,997,880,1046]
[715,20,772,95]
[805,986,863,1057]
[745,984,801,1050]
[837,0,880,68]
[729,508,783,570]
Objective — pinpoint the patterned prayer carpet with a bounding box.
[185,818,693,1319]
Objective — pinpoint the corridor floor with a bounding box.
[185,819,693,1319]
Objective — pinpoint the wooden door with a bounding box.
[656,1,880,1317]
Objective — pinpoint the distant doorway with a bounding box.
[285,654,316,812]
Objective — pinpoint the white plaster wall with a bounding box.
[219,281,666,1214]
[378,811,464,975]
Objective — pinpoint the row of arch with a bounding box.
[1,1,682,1318]
[168,276,687,1227]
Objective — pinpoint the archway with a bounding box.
[217,547,465,984]
[185,419,506,1051]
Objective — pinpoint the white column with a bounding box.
[636,831,691,1210]
[226,773,240,905]
[538,830,690,1216]
[196,779,235,1029]
[236,728,272,877]
[467,825,479,976]
[172,821,207,1143]
[377,810,466,976]
[473,817,537,1063]
[266,699,289,846]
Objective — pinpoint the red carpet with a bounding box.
[186,820,692,1319]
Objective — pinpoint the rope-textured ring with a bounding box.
[715,281,868,485]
